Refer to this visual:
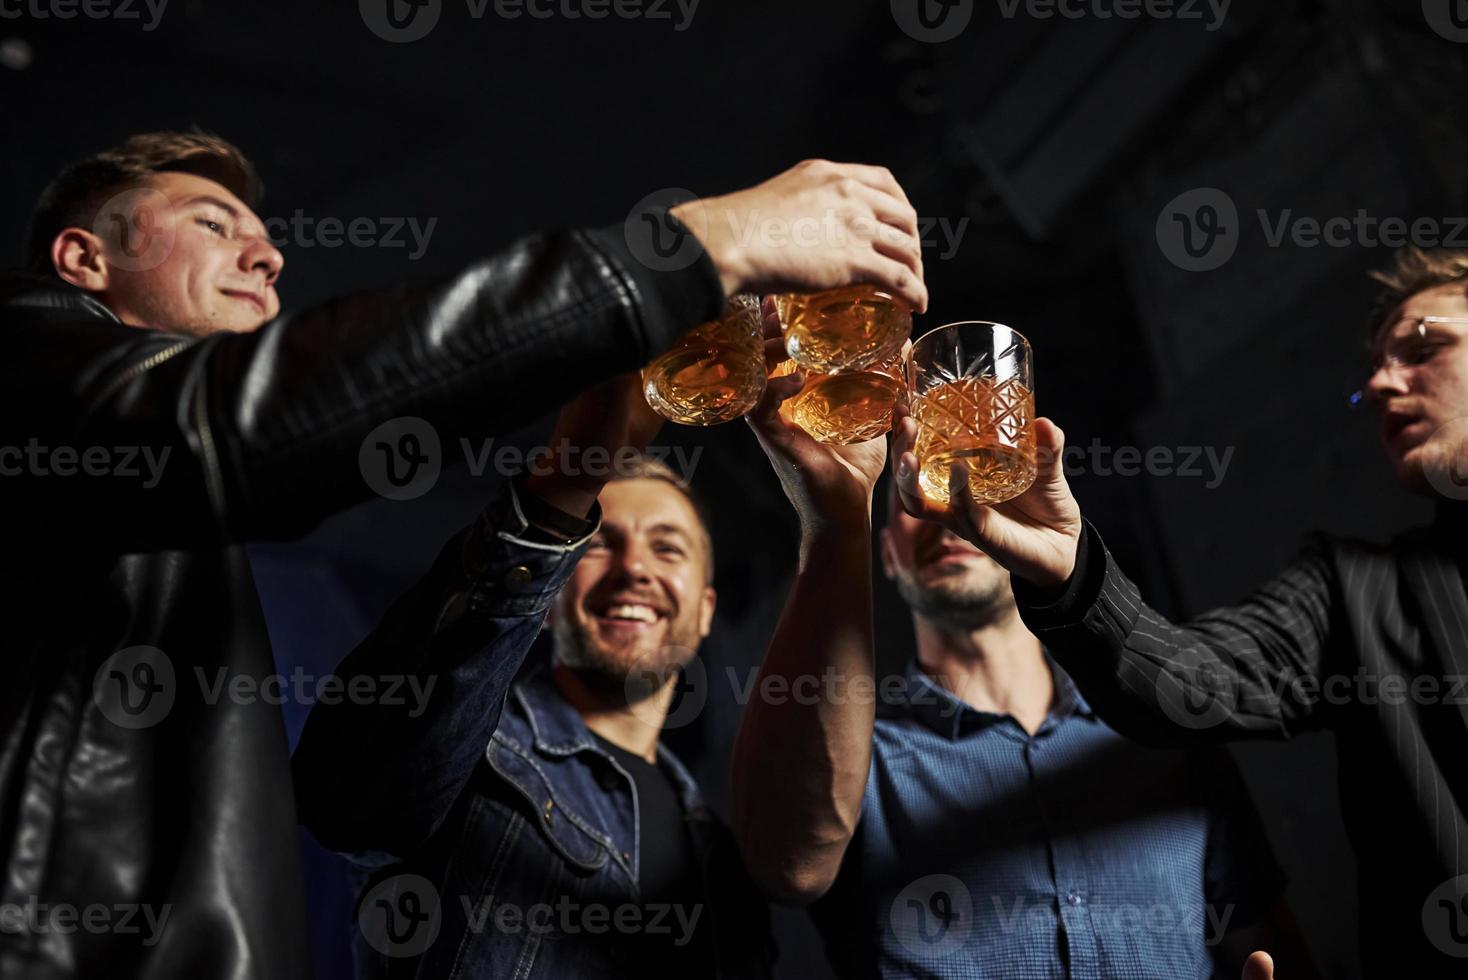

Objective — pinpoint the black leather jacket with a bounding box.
[0,214,723,979]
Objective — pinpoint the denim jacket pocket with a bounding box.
[485,735,611,874]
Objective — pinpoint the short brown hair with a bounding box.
[1366,246,1468,340]
[25,130,263,271]
[608,453,715,584]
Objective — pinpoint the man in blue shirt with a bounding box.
[733,342,1309,979]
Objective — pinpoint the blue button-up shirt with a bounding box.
[810,660,1282,979]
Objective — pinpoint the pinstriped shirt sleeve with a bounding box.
[1012,521,1338,744]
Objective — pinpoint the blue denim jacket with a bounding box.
[293,480,773,979]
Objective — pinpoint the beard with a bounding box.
[551,611,701,706]
[893,563,1014,630]
[1410,424,1468,499]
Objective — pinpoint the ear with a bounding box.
[697,586,717,638]
[878,527,897,581]
[51,228,111,292]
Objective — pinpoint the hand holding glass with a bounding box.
[906,322,1036,505]
[769,348,903,445]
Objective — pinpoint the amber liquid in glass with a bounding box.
[643,299,765,426]
[644,339,765,425]
[779,284,910,374]
[914,376,1036,504]
[772,358,901,445]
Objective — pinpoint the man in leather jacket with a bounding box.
[0,130,927,980]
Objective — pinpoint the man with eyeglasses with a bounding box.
[886,246,1468,977]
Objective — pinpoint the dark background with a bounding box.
[3,1,1464,976]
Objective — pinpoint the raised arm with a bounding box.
[4,160,928,554]
[731,324,888,905]
[291,374,662,863]
[888,408,1336,743]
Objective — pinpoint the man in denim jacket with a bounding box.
[293,378,773,978]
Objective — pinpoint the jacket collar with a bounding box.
[507,664,708,815]
[0,270,121,325]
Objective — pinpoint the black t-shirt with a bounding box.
[591,733,713,973]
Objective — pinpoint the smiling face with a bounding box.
[52,170,283,337]
[880,492,1014,630]
[1364,280,1468,493]
[550,478,716,701]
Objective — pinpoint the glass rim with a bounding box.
[910,320,1031,352]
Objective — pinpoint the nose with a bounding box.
[610,541,654,584]
[1363,359,1409,406]
[239,235,285,287]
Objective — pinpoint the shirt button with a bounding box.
[504,565,532,592]
[1065,892,1081,906]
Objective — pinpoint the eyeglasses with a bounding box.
[1348,315,1468,409]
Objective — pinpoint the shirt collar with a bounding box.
[509,664,708,814]
[899,655,1094,739]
